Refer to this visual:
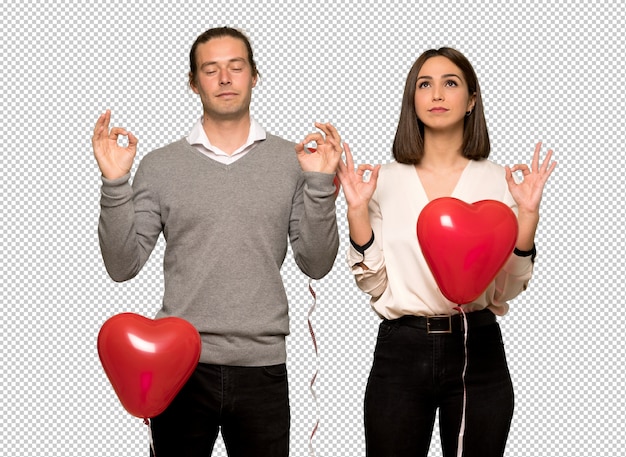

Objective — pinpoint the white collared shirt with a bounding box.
[187,116,266,164]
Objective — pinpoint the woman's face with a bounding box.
[414,56,476,133]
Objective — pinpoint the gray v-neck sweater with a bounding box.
[98,134,339,365]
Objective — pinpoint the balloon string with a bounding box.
[307,278,320,457]
[144,418,156,456]
[453,306,468,457]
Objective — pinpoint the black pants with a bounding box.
[150,363,290,457]
[365,311,514,457]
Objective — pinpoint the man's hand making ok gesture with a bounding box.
[91,110,138,180]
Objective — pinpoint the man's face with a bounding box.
[190,36,257,121]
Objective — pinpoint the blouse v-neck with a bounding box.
[413,159,474,203]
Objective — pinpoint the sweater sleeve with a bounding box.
[288,171,339,280]
[97,164,162,282]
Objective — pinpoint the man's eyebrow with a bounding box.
[200,58,247,68]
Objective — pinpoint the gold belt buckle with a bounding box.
[426,315,452,334]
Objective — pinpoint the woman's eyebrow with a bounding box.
[417,73,461,80]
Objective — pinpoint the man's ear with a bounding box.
[189,72,199,94]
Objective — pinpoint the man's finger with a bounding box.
[128,131,138,147]
[109,127,129,141]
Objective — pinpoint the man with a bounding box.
[92,27,341,456]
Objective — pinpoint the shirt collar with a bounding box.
[187,116,266,156]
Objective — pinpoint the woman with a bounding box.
[333,48,556,456]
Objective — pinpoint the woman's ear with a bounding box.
[467,92,477,113]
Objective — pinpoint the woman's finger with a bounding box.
[344,142,355,170]
[531,142,542,172]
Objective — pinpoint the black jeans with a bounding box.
[150,363,290,457]
[365,311,514,457]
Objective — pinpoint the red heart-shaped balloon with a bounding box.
[97,313,201,419]
[417,198,518,305]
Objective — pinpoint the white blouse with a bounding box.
[347,159,534,319]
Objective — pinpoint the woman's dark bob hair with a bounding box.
[392,47,490,164]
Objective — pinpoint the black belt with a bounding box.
[385,309,496,334]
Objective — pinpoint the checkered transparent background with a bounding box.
[1,0,625,455]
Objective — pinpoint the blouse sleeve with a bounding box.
[345,190,388,299]
[492,185,536,302]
